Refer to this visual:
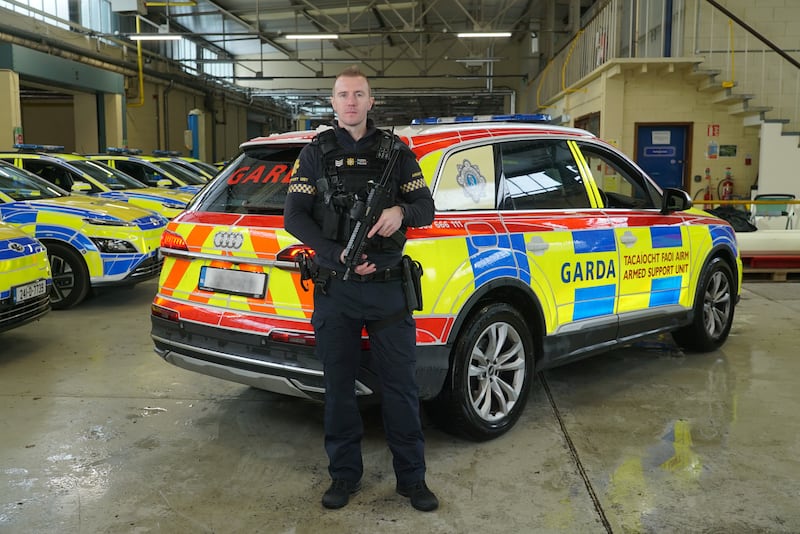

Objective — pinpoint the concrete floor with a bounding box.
[1,279,799,534]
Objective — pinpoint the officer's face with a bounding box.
[331,75,374,129]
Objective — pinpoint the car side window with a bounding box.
[433,144,496,211]
[497,139,590,210]
[116,161,159,187]
[23,161,76,191]
[577,142,659,209]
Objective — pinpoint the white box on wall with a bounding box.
[109,0,146,15]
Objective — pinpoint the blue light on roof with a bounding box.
[14,143,65,152]
[410,113,552,125]
[106,147,143,155]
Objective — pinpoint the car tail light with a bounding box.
[275,244,315,270]
[152,303,179,321]
[160,229,189,251]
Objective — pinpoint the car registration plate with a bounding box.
[13,279,48,304]
[199,266,267,298]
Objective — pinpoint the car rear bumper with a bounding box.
[93,255,164,287]
[0,293,50,333]
[151,314,450,401]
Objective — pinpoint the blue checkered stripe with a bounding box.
[464,225,689,322]
[646,227,683,308]
[466,233,531,287]
[709,224,737,255]
[96,191,186,209]
[572,229,617,320]
[0,235,44,260]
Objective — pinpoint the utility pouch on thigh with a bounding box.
[401,255,423,312]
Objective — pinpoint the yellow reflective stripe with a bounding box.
[568,140,603,207]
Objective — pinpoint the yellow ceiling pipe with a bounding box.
[128,16,145,108]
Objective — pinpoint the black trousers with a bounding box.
[311,276,426,486]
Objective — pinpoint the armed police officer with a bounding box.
[284,66,437,511]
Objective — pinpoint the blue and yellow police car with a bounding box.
[0,146,194,219]
[87,149,206,195]
[151,115,742,440]
[0,160,167,309]
[0,221,51,332]
[151,150,218,180]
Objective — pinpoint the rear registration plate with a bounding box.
[199,266,267,298]
[13,279,48,304]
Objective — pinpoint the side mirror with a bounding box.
[661,188,693,214]
[71,181,92,193]
[156,178,172,188]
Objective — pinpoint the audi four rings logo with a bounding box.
[214,231,244,249]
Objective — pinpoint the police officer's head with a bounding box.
[331,66,375,133]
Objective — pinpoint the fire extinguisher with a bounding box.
[704,167,713,201]
[719,167,734,200]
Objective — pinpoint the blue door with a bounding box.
[635,125,687,190]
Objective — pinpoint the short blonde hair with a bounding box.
[333,66,371,95]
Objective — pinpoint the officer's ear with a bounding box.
[368,96,375,110]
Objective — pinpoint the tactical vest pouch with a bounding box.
[401,255,423,312]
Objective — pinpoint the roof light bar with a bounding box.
[14,143,65,152]
[106,147,143,155]
[410,113,552,125]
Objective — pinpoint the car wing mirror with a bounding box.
[156,178,172,188]
[661,188,692,214]
[71,182,92,193]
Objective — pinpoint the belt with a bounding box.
[318,265,403,282]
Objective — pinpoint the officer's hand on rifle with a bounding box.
[367,205,404,238]
[340,250,376,276]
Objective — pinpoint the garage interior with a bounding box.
[2,0,800,532]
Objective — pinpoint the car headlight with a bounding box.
[91,238,138,253]
[82,217,136,227]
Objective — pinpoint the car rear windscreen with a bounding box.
[194,146,302,214]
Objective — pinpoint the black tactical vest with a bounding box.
[311,128,403,250]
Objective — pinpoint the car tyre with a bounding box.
[672,257,735,352]
[428,302,534,441]
[46,242,90,310]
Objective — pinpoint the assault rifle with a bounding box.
[341,134,405,280]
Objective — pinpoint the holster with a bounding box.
[401,255,424,312]
[296,251,319,293]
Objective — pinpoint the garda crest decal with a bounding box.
[456,159,487,203]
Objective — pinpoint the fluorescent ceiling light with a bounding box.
[129,34,183,41]
[285,34,339,40]
[454,58,504,63]
[457,32,512,38]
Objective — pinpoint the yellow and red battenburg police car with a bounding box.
[151,115,742,441]
[0,160,167,309]
[0,147,194,219]
[0,221,51,332]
